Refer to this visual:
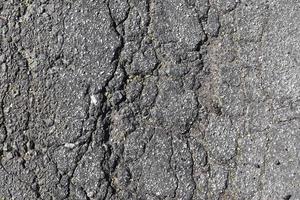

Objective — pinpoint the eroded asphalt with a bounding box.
[0,0,299,199]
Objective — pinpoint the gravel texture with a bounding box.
[0,0,299,199]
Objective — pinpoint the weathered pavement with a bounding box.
[0,0,299,199]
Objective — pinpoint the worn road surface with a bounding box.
[0,0,299,199]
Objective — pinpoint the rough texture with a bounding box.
[0,0,299,199]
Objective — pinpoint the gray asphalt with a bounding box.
[0,0,299,199]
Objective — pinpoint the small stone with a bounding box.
[64,143,76,149]
[27,140,35,150]
[111,90,125,106]
[0,54,6,64]
[6,152,13,160]
[91,94,98,105]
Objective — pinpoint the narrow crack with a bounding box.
[169,134,179,198]
[187,138,197,199]
[0,84,9,143]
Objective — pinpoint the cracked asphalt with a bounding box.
[0,0,299,199]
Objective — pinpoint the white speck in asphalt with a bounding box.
[64,143,76,148]
[91,95,97,105]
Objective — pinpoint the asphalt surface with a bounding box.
[0,0,299,199]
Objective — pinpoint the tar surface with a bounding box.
[0,0,299,199]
